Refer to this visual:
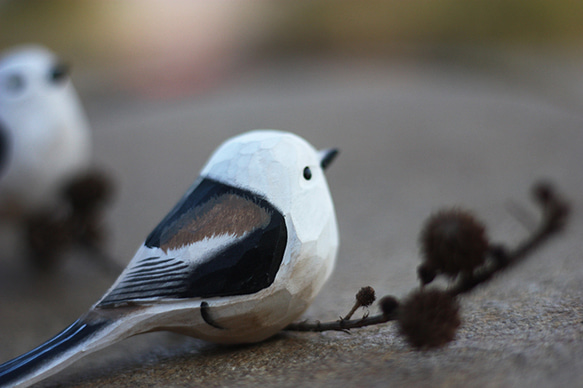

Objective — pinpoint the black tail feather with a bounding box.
[0,319,108,387]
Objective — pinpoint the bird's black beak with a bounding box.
[49,62,70,83]
[319,148,339,170]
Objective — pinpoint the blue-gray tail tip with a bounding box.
[0,319,107,387]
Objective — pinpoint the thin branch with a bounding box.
[285,182,570,334]
[447,183,569,297]
[285,312,395,333]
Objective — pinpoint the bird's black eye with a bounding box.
[303,166,312,180]
[49,62,69,83]
[4,73,26,94]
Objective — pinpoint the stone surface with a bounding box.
[0,52,582,387]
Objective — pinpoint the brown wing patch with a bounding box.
[159,194,271,252]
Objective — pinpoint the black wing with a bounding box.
[98,179,287,307]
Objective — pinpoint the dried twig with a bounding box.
[286,310,395,333]
[284,181,570,347]
[447,182,569,297]
[341,286,376,321]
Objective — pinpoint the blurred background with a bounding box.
[1,1,582,386]
[1,0,580,259]
[1,0,582,97]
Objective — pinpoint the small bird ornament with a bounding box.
[0,130,339,387]
[0,45,91,216]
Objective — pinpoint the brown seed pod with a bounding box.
[356,286,376,307]
[62,170,113,216]
[379,295,399,317]
[532,181,554,206]
[342,286,377,320]
[419,208,489,280]
[397,289,460,349]
[417,263,437,286]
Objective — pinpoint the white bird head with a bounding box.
[0,45,91,211]
[201,130,338,246]
[0,45,67,101]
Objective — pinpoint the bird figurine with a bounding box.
[0,45,116,269]
[0,130,340,387]
[0,44,91,217]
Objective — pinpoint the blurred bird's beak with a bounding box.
[49,62,70,83]
[319,148,339,170]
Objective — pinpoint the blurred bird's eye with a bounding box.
[303,167,312,180]
[49,62,69,83]
[3,73,26,95]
